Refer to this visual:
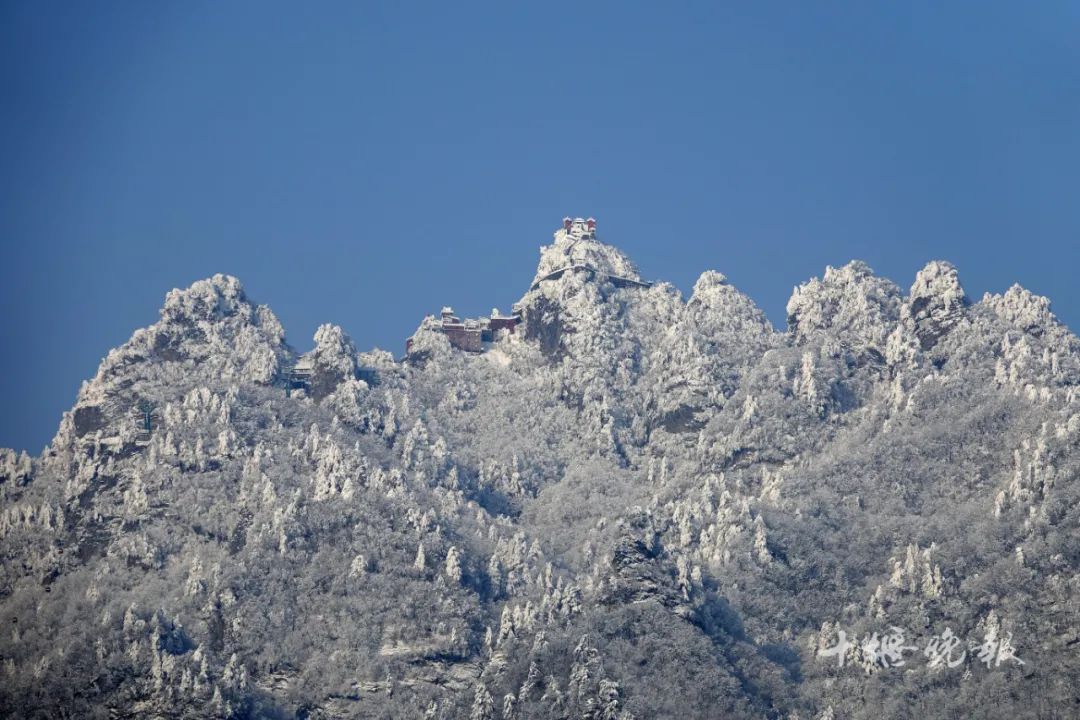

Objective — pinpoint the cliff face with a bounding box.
[2,223,1079,719]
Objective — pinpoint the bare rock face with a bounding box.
[599,509,686,612]
[519,293,568,361]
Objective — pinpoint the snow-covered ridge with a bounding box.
[4,218,1080,719]
[62,221,1079,406]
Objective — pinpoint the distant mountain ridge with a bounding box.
[2,219,1078,719]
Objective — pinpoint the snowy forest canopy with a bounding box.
[1,226,1078,719]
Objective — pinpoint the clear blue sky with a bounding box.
[3,2,1079,453]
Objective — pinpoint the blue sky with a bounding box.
[2,2,1079,452]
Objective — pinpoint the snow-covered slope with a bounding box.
[2,223,1079,719]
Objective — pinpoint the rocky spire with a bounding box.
[516,221,654,363]
[306,324,360,401]
[904,261,969,350]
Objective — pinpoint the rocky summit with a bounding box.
[2,219,1079,719]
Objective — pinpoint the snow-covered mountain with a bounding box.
[2,221,1078,719]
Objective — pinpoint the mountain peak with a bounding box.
[303,324,361,400]
[786,260,902,347]
[687,270,773,337]
[145,274,286,377]
[904,260,969,350]
[909,260,967,309]
[530,217,643,289]
[160,273,250,324]
[63,275,288,446]
[983,284,1064,339]
[691,270,729,294]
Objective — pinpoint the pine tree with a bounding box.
[445,546,463,583]
[471,683,494,720]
